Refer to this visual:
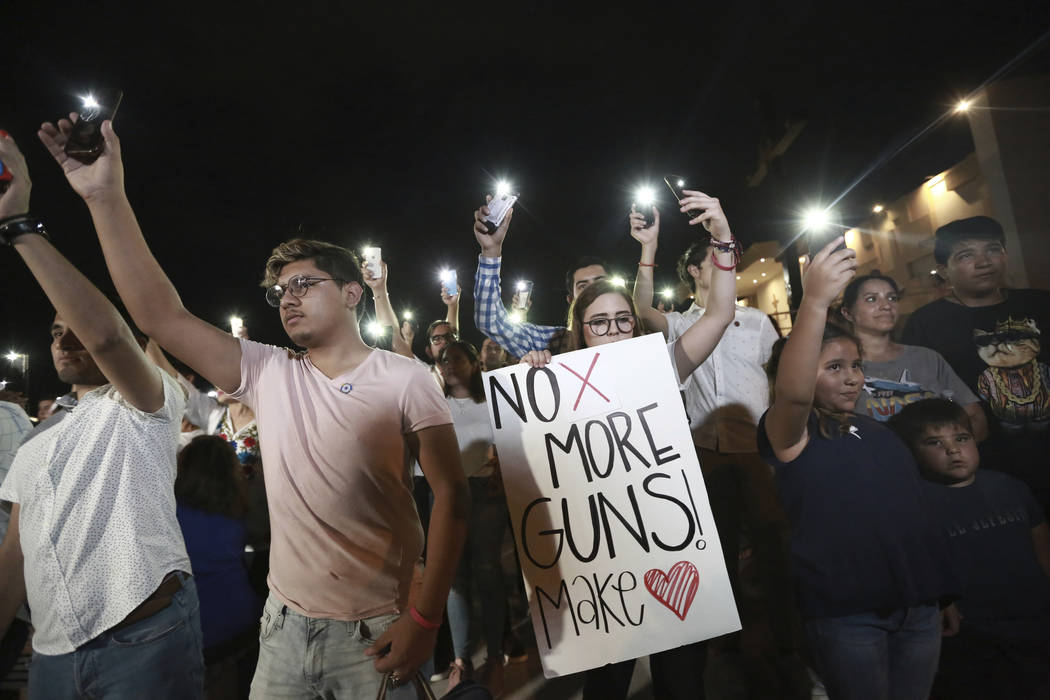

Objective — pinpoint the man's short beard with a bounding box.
[56,364,106,387]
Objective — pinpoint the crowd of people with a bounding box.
[0,111,1046,700]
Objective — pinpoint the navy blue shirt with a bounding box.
[758,411,955,618]
[923,470,1050,640]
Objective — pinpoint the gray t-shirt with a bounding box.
[857,344,978,421]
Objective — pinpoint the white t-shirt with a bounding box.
[446,396,495,477]
[0,370,190,654]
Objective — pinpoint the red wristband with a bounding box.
[638,262,657,267]
[710,250,737,271]
[408,606,441,631]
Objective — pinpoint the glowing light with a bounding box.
[802,207,831,231]
[81,94,100,109]
[955,100,971,113]
[759,257,766,263]
[515,280,528,291]
[496,180,512,197]
[798,255,807,265]
[402,310,413,320]
[676,179,685,187]
[736,275,741,280]
[5,352,21,362]
[872,204,884,214]
[752,279,758,284]
[610,276,627,288]
[761,272,767,277]
[439,269,454,283]
[508,310,524,324]
[930,269,938,275]
[844,229,859,248]
[926,173,947,196]
[660,287,674,299]
[367,321,386,337]
[0,380,6,389]
[634,186,656,208]
[229,316,244,335]
[207,390,218,398]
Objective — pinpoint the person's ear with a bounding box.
[343,281,364,309]
[840,306,854,323]
[566,293,573,304]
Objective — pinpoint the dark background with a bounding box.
[2,1,1049,402]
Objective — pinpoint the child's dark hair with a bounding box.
[175,435,250,518]
[887,398,974,448]
[765,321,862,439]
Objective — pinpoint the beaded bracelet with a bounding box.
[0,216,49,246]
[709,236,742,270]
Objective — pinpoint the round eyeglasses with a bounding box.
[265,275,346,307]
[582,314,637,336]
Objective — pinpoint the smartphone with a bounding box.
[664,175,701,219]
[440,269,458,297]
[808,228,847,257]
[362,247,382,280]
[482,192,518,233]
[64,89,123,164]
[0,130,12,193]
[513,280,533,310]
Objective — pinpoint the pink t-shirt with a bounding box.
[231,339,452,620]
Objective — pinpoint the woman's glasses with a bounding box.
[583,314,636,336]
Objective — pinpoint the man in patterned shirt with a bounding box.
[472,197,608,356]
[0,133,202,696]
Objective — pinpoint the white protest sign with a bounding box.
[484,333,740,678]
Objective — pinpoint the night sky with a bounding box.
[3,2,1048,401]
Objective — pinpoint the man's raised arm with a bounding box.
[38,117,242,394]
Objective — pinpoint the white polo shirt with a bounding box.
[0,369,190,655]
[665,304,780,453]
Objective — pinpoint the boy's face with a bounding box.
[913,423,979,486]
[940,237,1006,296]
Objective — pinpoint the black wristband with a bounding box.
[0,217,49,246]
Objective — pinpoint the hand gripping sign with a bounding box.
[484,333,740,678]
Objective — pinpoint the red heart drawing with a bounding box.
[644,561,699,621]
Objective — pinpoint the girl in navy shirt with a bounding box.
[759,238,955,700]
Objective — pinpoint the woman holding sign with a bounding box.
[437,340,508,696]
[520,192,739,700]
[759,239,955,700]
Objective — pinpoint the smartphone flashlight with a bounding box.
[514,280,534,310]
[362,246,382,280]
[633,186,656,226]
[440,269,458,297]
[229,316,244,336]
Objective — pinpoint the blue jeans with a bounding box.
[250,593,419,699]
[446,477,508,661]
[805,604,941,700]
[28,573,204,699]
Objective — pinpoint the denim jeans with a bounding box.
[446,477,508,661]
[250,593,419,699]
[28,572,204,700]
[805,604,941,700]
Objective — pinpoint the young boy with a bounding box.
[890,399,1050,699]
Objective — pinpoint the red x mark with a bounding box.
[558,353,610,410]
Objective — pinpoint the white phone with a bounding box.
[482,193,518,233]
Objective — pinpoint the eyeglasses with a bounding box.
[430,332,455,345]
[265,275,346,307]
[583,314,636,336]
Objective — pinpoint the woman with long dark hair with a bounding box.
[437,340,508,695]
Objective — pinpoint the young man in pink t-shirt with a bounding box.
[39,118,469,698]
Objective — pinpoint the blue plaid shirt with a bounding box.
[474,256,563,357]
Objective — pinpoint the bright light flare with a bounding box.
[367,321,386,337]
[207,390,218,398]
[81,94,100,110]
[515,280,528,292]
[402,310,413,321]
[229,316,244,334]
[872,204,884,214]
[439,269,454,283]
[5,351,21,362]
[660,287,674,299]
[634,186,656,208]
[955,100,971,113]
[495,180,512,198]
[610,276,627,288]
[508,310,524,324]
[676,179,685,187]
[802,207,832,232]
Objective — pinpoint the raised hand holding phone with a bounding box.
[38,116,125,203]
[473,195,514,257]
[802,237,858,309]
[64,90,123,164]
